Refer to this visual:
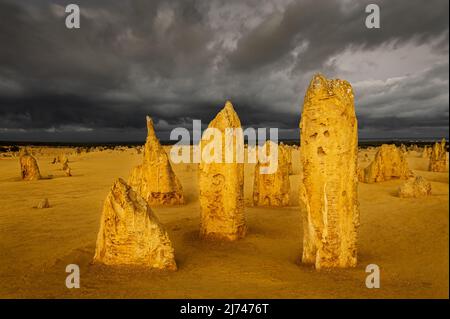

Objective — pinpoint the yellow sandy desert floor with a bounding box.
[0,147,448,298]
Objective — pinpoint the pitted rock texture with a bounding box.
[299,74,359,269]
[398,175,432,198]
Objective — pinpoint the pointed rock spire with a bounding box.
[199,101,246,240]
[94,178,177,270]
[128,116,184,205]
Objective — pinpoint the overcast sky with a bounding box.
[0,0,448,142]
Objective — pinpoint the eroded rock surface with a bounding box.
[199,101,246,240]
[429,138,447,172]
[128,116,184,205]
[398,175,432,198]
[19,151,41,181]
[362,144,410,183]
[299,74,359,269]
[94,178,177,270]
[253,141,290,207]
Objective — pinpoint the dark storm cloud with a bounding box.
[0,0,448,141]
[228,0,449,72]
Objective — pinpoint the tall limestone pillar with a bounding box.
[199,101,246,240]
[299,74,359,269]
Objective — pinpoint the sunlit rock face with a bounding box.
[94,178,177,270]
[199,101,246,241]
[398,175,432,198]
[299,74,359,269]
[253,141,290,207]
[362,144,410,183]
[429,138,448,172]
[128,116,184,206]
[19,151,41,181]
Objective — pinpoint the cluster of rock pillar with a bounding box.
[93,75,364,270]
[90,73,448,271]
[94,116,183,270]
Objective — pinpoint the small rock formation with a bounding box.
[422,146,431,159]
[253,141,290,207]
[357,167,365,182]
[400,144,407,154]
[429,138,447,172]
[36,198,50,209]
[64,166,72,177]
[128,116,184,205]
[281,144,293,174]
[93,178,177,270]
[19,151,41,181]
[299,74,359,269]
[398,175,432,198]
[199,101,246,241]
[361,144,410,183]
[58,153,69,165]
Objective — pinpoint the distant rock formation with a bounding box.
[280,143,293,175]
[398,175,432,198]
[19,151,41,181]
[58,153,69,165]
[361,144,410,183]
[299,74,359,269]
[422,146,431,159]
[429,138,447,172]
[64,165,72,177]
[93,178,177,270]
[128,116,184,205]
[199,101,246,241]
[400,144,407,154]
[253,141,290,207]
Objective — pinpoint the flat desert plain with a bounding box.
[0,146,448,298]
